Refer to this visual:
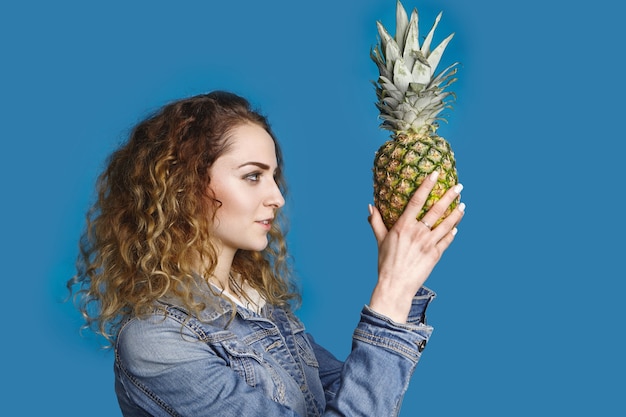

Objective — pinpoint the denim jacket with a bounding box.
[114,286,436,417]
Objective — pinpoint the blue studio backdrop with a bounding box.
[1,0,624,415]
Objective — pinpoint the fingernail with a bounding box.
[458,202,466,212]
[368,204,374,216]
[430,171,440,181]
[454,183,464,193]
[451,227,458,236]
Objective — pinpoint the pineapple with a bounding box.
[371,0,459,229]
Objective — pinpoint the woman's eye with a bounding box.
[245,172,261,182]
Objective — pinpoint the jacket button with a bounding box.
[417,340,427,352]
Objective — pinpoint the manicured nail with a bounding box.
[368,204,374,216]
[451,227,458,236]
[454,183,464,193]
[430,171,440,181]
[458,202,466,212]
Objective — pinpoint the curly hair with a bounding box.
[67,91,299,344]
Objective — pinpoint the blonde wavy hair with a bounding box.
[67,91,299,344]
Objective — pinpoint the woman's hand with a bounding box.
[368,171,465,323]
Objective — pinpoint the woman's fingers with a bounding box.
[369,169,465,253]
[419,182,464,231]
[368,204,387,246]
[394,170,464,238]
[397,171,441,225]
[432,202,465,247]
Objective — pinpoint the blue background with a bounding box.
[1,0,624,415]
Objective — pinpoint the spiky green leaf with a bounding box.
[392,58,412,93]
[421,12,442,57]
[411,51,431,84]
[427,33,454,74]
[395,0,409,51]
[403,9,420,62]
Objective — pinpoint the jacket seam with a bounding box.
[352,328,421,362]
[115,352,182,417]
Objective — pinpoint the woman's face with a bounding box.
[208,122,285,255]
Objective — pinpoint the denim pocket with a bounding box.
[294,333,320,368]
[220,338,288,403]
[220,338,264,383]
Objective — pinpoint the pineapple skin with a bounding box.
[373,127,458,230]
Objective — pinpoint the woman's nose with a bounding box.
[266,181,285,208]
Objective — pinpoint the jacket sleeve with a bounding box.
[313,286,436,417]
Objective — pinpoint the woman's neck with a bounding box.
[210,247,236,289]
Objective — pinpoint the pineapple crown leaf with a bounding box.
[370,46,386,77]
[374,74,457,133]
[430,63,459,89]
[372,1,456,81]
[371,0,459,133]
[410,53,431,85]
[401,9,420,72]
[392,58,413,94]
[420,11,442,57]
[394,0,410,49]
[375,3,452,79]
[427,33,455,75]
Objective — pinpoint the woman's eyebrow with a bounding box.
[237,162,271,170]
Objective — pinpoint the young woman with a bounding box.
[68,91,465,416]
